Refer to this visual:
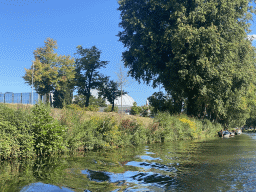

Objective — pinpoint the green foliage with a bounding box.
[153,112,222,141]
[75,45,109,107]
[119,118,147,146]
[86,105,99,112]
[117,0,256,127]
[53,88,73,109]
[98,79,127,112]
[65,104,84,111]
[148,92,180,115]
[140,105,153,117]
[65,104,99,112]
[0,104,34,159]
[0,103,224,159]
[73,94,107,107]
[89,96,107,107]
[31,102,66,156]
[23,38,75,98]
[104,105,118,113]
[146,122,163,144]
[130,102,142,115]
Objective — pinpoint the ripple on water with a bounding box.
[81,169,177,191]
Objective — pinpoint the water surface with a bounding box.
[1,133,256,191]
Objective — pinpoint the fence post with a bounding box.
[12,93,14,103]
[4,93,5,103]
[21,93,22,104]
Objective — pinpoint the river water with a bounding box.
[2,132,256,192]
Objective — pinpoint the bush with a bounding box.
[85,105,99,112]
[65,104,84,111]
[31,102,67,155]
[130,102,142,115]
[0,104,34,159]
[65,104,99,112]
[73,94,107,107]
[153,112,222,141]
[119,119,147,146]
[104,105,118,112]
[73,116,122,150]
[145,121,166,143]
[140,105,154,117]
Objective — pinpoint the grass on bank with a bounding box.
[0,102,222,160]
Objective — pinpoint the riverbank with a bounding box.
[0,102,222,159]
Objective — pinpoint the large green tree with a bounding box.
[23,38,76,106]
[74,45,109,107]
[53,54,76,108]
[117,0,256,126]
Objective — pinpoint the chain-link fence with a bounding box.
[0,92,48,105]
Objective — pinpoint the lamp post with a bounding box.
[147,99,149,116]
[31,61,34,105]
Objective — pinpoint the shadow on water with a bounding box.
[2,133,256,191]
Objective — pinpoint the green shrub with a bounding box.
[119,119,147,146]
[31,102,67,155]
[66,104,99,112]
[153,112,223,141]
[85,105,99,112]
[0,104,34,159]
[147,122,163,143]
[73,94,107,107]
[104,105,118,112]
[130,102,142,115]
[140,105,154,117]
[65,104,84,111]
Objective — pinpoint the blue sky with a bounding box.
[0,0,162,106]
[0,0,255,106]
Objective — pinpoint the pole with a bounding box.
[147,99,149,117]
[32,61,34,105]
[121,84,123,115]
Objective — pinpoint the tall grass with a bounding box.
[0,103,223,160]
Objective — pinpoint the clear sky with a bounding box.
[0,0,255,106]
[0,0,163,106]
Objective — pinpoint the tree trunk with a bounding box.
[186,88,199,117]
[112,102,115,112]
[187,94,194,116]
[85,93,90,107]
[173,98,182,114]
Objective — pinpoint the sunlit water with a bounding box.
[1,133,256,191]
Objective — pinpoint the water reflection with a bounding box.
[81,169,176,190]
[20,182,73,192]
[1,133,256,191]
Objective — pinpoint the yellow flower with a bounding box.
[179,118,196,131]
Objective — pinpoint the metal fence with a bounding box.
[0,92,48,105]
[0,92,132,113]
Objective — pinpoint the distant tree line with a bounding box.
[23,38,126,111]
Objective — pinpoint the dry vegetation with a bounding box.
[2,103,153,128]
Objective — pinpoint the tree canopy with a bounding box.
[117,0,256,126]
[98,79,127,112]
[74,45,109,107]
[23,38,76,106]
